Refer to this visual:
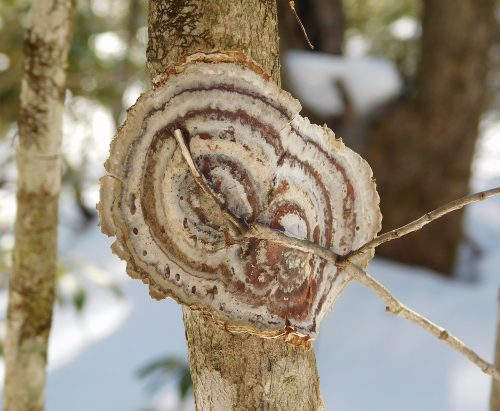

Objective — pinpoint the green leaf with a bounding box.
[106,282,124,298]
[137,357,184,379]
[178,368,192,400]
[72,288,87,313]
[137,355,192,400]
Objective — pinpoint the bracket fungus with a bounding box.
[98,51,381,342]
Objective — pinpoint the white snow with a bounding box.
[0,53,499,410]
[92,32,127,61]
[390,16,421,41]
[284,50,402,118]
[0,54,10,72]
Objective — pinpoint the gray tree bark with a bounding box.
[365,0,495,275]
[147,1,325,409]
[4,1,75,410]
[491,290,500,411]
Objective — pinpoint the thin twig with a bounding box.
[173,129,247,234]
[174,129,201,178]
[173,128,500,382]
[347,186,500,259]
[289,1,314,49]
[342,261,500,382]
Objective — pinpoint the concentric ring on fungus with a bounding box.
[98,51,381,343]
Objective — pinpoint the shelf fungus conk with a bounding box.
[98,51,381,342]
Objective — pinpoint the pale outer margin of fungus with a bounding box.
[98,51,382,342]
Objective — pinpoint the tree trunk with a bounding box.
[310,0,344,55]
[3,1,75,410]
[147,1,325,409]
[277,0,344,54]
[365,0,494,275]
[491,290,500,411]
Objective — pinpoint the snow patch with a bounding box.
[284,50,402,118]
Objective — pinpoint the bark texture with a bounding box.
[147,0,281,83]
[183,309,325,410]
[365,0,494,275]
[491,290,500,411]
[4,1,75,410]
[148,1,325,409]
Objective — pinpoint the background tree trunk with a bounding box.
[310,0,344,55]
[147,1,325,409]
[4,1,75,410]
[365,0,495,275]
[491,290,500,411]
[277,0,344,54]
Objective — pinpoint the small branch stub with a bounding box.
[98,51,381,340]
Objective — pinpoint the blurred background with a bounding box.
[0,0,499,409]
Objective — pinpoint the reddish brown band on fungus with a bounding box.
[271,274,318,321]
[269,202,311,238]
[140,107,354,323]
[292,128,358,251]
[269,152,334,248]
[140,110,347,324]
[141,84,291,146]
[197,155,260,221]
[140,107,284,273]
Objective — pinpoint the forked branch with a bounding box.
[344,262,500,382]
[173,128,500,382]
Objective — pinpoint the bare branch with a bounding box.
[174,129,201,178]
[347,187,500,259]
[288,1,314,49]
[343,261,500,382]
[247,224,340,261]
[174,128,500,382]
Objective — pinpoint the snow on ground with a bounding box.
[317,257,498,411]
[0,54,499,410]
[46,224,193,411]
[37,161,500,411]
